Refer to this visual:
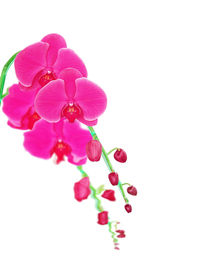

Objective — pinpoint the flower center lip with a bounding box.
[39,71,57,86]
[62,103,82,123]
[51,140,71,164]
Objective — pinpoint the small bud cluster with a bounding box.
[84,141,137,248]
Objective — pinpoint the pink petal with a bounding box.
[23,120,57,159]
[53,48,87,77]
[77,116,98,126]
[68,154,87,166]
[35,79,67,122]
[2,84,37,128]
[41,33,67,67]
[74,177,91,202]
[58,68,82,99]
[62,121,92,162]
[75,78,107,121]
[15,42,49,87]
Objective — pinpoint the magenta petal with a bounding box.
[58,68,83,99]
[2,84,36,127]
[54,48,87,77]
[74,177,91,202]
[35,79,67,122]
[62,121,92,164]
[77,116,98,126]
[75,78,107,121]
[15,42,49,87]
[41,33,67,67]
[68,154,87,166]
[23,120,56,159]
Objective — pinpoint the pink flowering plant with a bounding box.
[0,34,137,250]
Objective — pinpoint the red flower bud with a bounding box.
[116,230,125,234]
[97,211,109,225]
[125,204,132,213]
[86,140,102,161]
[116,229,126,238]
[127,186,137,196]
[74,177,91,202]
[117,233,126,238]
[108,172,119,185]
[101,190,116,201]
[114,149,127,163]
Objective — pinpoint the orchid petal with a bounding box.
[41,33,67,66]
[75,78,107,121]
[62,121,92,164]
[58,68,82,99]
[77,116,98,126]
[23,120,57,159]
[54,48,87,77]
[35,80,67,122]
[2,84,37,128]
[14,42,49,87]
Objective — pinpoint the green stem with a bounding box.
[76,165,119,246]
[121,183,131,187]
[107,147,118,155]
[0,51,20,105]
[108,221,118,243]
[87,126,129,204]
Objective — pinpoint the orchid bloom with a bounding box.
[35,68,107,126]
[15,33,87,89]
[2,84,40,130]
[23,119,92,165]
[0,33,137,250]
[3,33,88,130]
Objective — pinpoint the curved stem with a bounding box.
[0,51,20,105]
[108,221,118,244]
[107,147,118,155]
[76,165,119,246]
[87,126,129,204]
[121,183,131,187]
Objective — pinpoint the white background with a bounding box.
[0,0,200,278]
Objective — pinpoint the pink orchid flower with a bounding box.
[35,68,107,126]
[2,84,40,130]
[15,33,87,89]
[23,119,92,165]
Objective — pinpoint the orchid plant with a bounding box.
[0,34,137,250]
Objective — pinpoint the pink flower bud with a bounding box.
[97,211,109,225]
[117,232,126,238]
[127,186,137,196]
[101,190,116,201]
[116,230,125,234]
[125,204,132,213]
[114,149,127,163]
[108,172,119,185]
[74,177,91,202]
[116,229,126,238]
[86,140,102,161]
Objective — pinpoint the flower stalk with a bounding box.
[0,51,20,104]
[87,126,129,204]
[77,165,119,247]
